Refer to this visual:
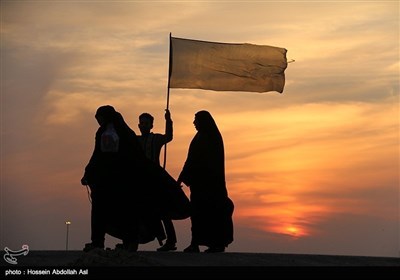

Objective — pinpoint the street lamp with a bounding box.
[65,221,71,251]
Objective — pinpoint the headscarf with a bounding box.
[95,105,117,125]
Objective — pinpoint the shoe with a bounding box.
[124,242,138,252]
[83,242,104,252]
[115,241,138,252]
[115,241,139,252]
[204,246,225,253]
[183,244,200,253]
[115,243,124,250]
[157,243,177,252]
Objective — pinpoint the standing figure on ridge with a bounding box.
[137,109,178,252]
[178,110,234,253]
[81,105,146,252]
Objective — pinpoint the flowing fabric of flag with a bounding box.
[169,36,288,93]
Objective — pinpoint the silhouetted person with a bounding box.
[137,109,177,252]
[178,110,234,253]
[81,105,147,252]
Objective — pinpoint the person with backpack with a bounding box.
[81,105,146,252]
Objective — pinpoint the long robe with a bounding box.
[83,108,189,245]
[178,111,234,248]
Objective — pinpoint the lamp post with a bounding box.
[65,221,71,251]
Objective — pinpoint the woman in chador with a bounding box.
[81,105,145,252]
[178,110,234,253]
[81,105,189,252]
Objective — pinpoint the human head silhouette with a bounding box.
[193,110,218,133]
[95,105,116,126]
[138,112,154,135]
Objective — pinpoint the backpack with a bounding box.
[101,123,119,152]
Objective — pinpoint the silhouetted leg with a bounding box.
[183,210,200,253]
[163,218,177,244]
[156,218,177,251]
[90,190,106,247]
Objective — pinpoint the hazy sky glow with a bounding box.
[1,1,399,257]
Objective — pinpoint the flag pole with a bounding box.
[166,32,172,110]
[163,32,172,169]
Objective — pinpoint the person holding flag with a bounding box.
[137,109,178,252]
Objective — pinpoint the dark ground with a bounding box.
[2,250,399,279]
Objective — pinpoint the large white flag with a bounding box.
[169,36,287,93]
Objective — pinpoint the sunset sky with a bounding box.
[1,1,399,258]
